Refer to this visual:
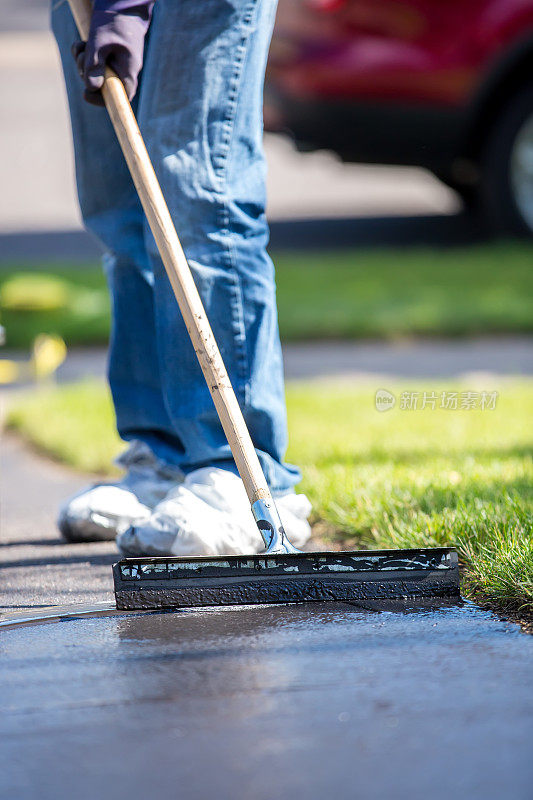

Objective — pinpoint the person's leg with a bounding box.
[53,0,310,553]
[117,0,311,556]
[52,0,180,457]
[136,0,300,494]
[52,0,183,540]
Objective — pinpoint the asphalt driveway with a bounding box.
[1,600,532,800]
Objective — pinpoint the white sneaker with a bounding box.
[116,466,312,557]
[57,441,184,542]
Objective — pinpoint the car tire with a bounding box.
[481,86,533,237]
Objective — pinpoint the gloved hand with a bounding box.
[72,0,155,106]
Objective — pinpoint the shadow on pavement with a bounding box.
[0,212,489,263]
[270,211,488,250]
[0,553,116,569]
[0,538,64,548]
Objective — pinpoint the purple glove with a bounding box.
[72,0,154,106]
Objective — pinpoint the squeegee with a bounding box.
[67,0,460,610]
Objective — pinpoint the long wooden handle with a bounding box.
[67,0,272,510]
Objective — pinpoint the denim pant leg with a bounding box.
[53,0,300,493]
[51,0,182,458]
[137,0,300,492]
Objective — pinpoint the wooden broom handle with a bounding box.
[66,0,273,509]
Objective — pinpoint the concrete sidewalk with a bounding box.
[3,336,532,388]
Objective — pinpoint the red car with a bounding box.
[266,0,533,235]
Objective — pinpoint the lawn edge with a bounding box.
[6,421,533,634]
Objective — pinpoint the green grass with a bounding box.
[7,378,533,616]
[276,242,533,340]
[2,241,533,347]
[0,265,110,348]
[6,381,123,474]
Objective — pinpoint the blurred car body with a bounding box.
[266,0,533,234]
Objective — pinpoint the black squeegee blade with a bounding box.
[113,547,460,610]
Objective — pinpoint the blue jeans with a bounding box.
[52,0,300,494]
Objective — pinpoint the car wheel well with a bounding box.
[462,40,533,164]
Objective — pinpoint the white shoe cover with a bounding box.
[117,467,312,557]
[57,441,183,542]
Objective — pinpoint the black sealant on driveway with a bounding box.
[1,601,532,800]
